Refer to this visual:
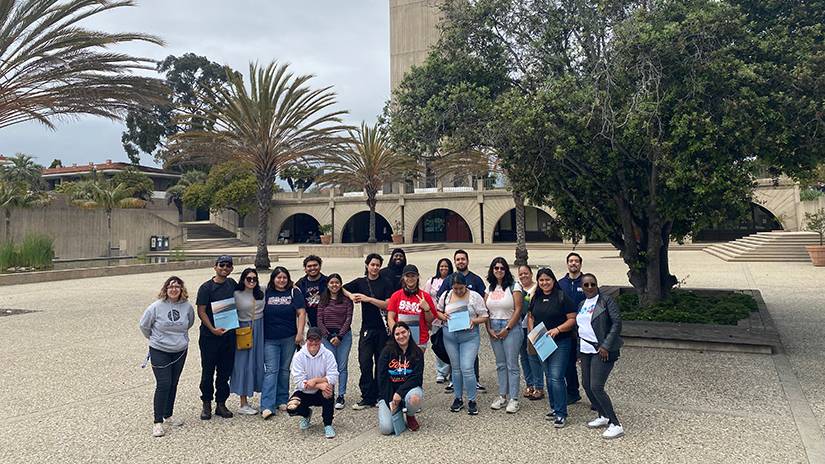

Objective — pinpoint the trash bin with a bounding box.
[150,235,158,251]
[162,236,170,251]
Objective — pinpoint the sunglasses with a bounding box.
[493,266,506,271]
[245,277,258,283]
[582,283,597,288]
[217,262,233,268]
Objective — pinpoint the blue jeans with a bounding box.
[443,326,480,402]
[322,331,352,397]
[489,319,523,399]
[520,328,544,390]
[542,336,572,418]
[377,387,424,435]
[262,336,295,411]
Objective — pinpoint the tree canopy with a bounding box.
[182,163,262,226]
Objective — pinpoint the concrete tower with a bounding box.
[389,0,442,91]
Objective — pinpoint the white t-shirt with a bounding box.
[577,295,600,354]
[486,284,516,320]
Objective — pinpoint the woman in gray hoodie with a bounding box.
[139,276,195,438]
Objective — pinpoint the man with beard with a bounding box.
[295,255,328,327]
[379,248,407,293]
[558,252,585,404]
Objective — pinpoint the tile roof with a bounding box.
[41,161,179,177]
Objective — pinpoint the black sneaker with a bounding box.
[544,411,555,421]
[467,401,478,415]
[567,394,582,405]
[553,416,566,428]
[352,399,375,410]
[200,401,212,420]
[334,396,345,410]
[449,398,464,412]
[444,382,454,393]
[476,383,486,392]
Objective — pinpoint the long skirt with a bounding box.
[230,318,265,397]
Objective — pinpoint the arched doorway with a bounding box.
[493,207,563,242]
[278,214,321,244]
[413,209,473,243]
[694,203,783,242]
[342,211,393,243]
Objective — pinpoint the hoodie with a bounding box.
[379,248,407,292]
[139,298,195,353]
[291,343,339,394]
[377,343,424,405]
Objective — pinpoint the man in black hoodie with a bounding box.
[379,248,407,293]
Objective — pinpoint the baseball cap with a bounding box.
[306,327,323,341]
[402,264,419,276]
[215,255,233,265]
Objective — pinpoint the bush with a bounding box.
[618,290,757,325]
[18,234,55,268]
[800,188,824,202]
[0,241,15,269]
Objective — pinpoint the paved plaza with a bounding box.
[1,248,823,463]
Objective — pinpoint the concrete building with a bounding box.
[390,0,442,91]
[41,160,181,199]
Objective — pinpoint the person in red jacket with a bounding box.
[386,264,438,350]
[377,321,425,433]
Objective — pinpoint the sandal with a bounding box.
[523,387,534,399]
[530,389,545,401]
[286,396,302,412]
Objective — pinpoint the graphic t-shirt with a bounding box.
[387,289,438,346]
[577,295,599,354]
[486,284,517,320]
[263,288,306,340]
[196,277,238,339]
[529,289,575,341]
[296,274,328,327]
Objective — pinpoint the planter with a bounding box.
[805,245,825,266]
[391,234,404,245]
[320,234,332,245]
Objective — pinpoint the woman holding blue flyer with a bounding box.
[231,268,265,415]
[435,272,489,416]
[527,267,576,428]
[577,273,624,439]
[261,267,307,419]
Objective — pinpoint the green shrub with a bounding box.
[0,235,54,271]
[0,241,16,269]
[800,188,824,202]
[618,290,757,325]
[170,246,187,262]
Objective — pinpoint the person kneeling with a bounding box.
[287,327,339,439]
[378,322,425,434]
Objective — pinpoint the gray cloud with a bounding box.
[0,0,390,167]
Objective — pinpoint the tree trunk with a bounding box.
[367,193,377,244]
[513,191,528,265]
[255,175,274,269]
[4,209,10,243]
[106,209,113,258]
[174,199,183,222]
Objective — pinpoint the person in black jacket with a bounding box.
[576,273,624,439]
[376,321,425,433]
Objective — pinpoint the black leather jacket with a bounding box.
[576,292,623,358]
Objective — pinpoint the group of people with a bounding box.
[139,248,624,440]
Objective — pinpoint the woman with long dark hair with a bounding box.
[261,266,306,419]
[317,273,354,410]
[484,257,523,413]
[230,268,265,415]
[526,267,576,428]
[516,265,544,401]
[377,321,425,433]
[424,258,453,383]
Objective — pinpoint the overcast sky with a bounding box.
[0,0,390,167]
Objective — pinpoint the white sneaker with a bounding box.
[602,423,625,439]
[261,409,275,420]
[505,398,519,414]
[152,423,165,437]
[587,416,610,428]
[490,396,507,410]
[238,405,258,415]
[164,416,184,427]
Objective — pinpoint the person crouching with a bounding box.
[287,327,339,439]
[377,321,425,433]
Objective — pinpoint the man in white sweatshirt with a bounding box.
[288,327,340,438]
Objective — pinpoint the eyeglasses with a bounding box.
[167,285,182,289]
[217,262,233,268]
[582,283,597,288]
[245,277,258,283]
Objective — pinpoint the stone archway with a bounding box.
[341,211,393,243]
[412,208,473,243]
[493,206,563,242]
[277,213,321,244]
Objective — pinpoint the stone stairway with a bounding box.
[703,231,820,262]
[181,221,250,249]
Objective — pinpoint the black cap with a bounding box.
[402,264,419,276]
[306,327,323,341]
[451,272,467,286]
[215,255,233,265]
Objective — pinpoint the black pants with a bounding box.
[199,334,235,403]
[566,333,581,397]
[581,353,620,425]
[150,347,187,423]
[289,390,334,426]
[358,328,388,404]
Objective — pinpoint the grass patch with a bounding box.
[0,235,55,271]
[618,290,758,325]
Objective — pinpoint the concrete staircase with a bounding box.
[181,221,250,249]
[703,231,819,262]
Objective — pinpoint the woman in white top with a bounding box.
[484,257,523,413]
[424,258,453,383]
[230,268,265,415]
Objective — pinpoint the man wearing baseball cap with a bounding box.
[195,255,237,420]
[386,264,438,349]
[287,327,339,439]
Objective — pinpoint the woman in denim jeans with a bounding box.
[484,257,524,413]
[436,272,489,416]
[317,273,354,410]
[516,265,544,401]
[527,267,576,428]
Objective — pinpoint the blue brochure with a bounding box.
[447,307,471,332]
[528,322,557,361]
[212,297,239,330]
[391,410,407,435]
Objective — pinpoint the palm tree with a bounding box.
[0,0,166,130]
[172,62,348,269]
[0,180,48,242]
[70,180,135,257]
[2,153,43,189]
[165,170,207,221]
[316,122,418,243]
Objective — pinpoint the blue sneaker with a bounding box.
[324,425,336,439]
[299,410,312,430]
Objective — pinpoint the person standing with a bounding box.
[484,257,523,414]
[295,255,328,328]
[527,267,576,428]
[287,327,339,439]
[317,273,354,410]
[261,267,307,419]
[231,268,265,415]
[424,258,453,383]
[387,264,438,350]
[516,265,544,401]
[195,255,237,420]
[558,252,585,404]
[139,276,195,437]
[377,322,426,434]
[344,253,393,410]
[577,273,625,439]
[379,248,407,293]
